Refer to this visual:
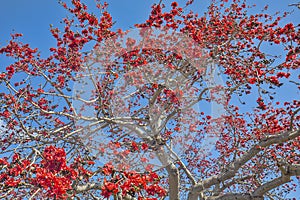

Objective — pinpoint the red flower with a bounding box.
[131,141,139,151]
[1,110,10,118]
[248,77,256,84]
[102,163,114,175]
[171,2,178,8]
[101,179,119,198]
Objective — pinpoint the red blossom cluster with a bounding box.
[101,163,166,199]
[0,0,299,199]
[0,146,85,199]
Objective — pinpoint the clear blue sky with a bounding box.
[0,0,299,198]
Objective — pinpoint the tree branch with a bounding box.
[74,182,101,193]
[252,176,290,197]
[188,129,300,199]
[253,163,300,196]
[166,163,180,200]
[208,193,263,200]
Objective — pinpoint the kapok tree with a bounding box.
[0,0,299,199]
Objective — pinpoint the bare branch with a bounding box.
[188,129,300,198]
[288,2,300,9]
[253,163,300,196]
[166,163,180,200]
[252,176,290,197]
[208,193,263,200]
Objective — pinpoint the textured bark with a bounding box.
[166,163,180,200]
[208,193,263,200]
[188,192,199,200]
[75,183,138,200]
[75,182,101,193]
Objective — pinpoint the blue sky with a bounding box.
[0,0,299,198]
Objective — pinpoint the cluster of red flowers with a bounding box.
[0,0,299,199]
[0,146,82,199]
[101,163,166,199]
